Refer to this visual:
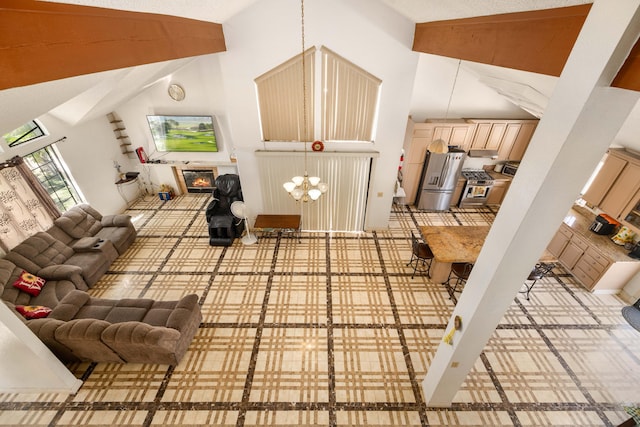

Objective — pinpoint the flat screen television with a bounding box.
[146,115,218,152]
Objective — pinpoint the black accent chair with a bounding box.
[205,174,245,246]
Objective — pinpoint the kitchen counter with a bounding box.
[563,205,636,263]
[486,170,513,181]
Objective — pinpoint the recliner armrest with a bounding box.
[166,294,200,331]
[101,214,132,228]
[49,290,91,320]
[71,236,101,251]
[37,265,88,291]
[102,322,181,347]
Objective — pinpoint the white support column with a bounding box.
[423,0,640,406]
[0,304,82,394]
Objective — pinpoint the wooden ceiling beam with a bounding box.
[413,4,640,92]
[612,40,640,91]
[412,5,592,77]
[0,0,226,90]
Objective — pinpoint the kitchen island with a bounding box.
[420,226,489,283]
[420,225,557,283]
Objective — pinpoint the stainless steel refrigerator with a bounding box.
[416,149,466,211]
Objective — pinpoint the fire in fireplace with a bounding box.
[181,170,216,193]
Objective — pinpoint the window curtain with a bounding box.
[321,46,382,142]
[256,151,375,231]
[0,156,61,252]
[255,48,315,142]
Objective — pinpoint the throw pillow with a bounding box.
[15,305,52,319]
[12,271,47,296]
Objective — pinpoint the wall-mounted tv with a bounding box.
[146,115,218,152]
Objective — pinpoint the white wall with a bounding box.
[409,55,535,122]
[115,55,237,194]
[218,0,418,229]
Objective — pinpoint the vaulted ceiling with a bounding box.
[5,0,640,145]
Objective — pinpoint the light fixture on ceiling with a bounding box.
[428,59,462,154]
[283,0,327,202]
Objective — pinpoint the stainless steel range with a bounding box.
[459,169,494,207]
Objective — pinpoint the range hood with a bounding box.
[468,149,499,158]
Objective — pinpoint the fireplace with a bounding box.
[181,170,216,193]
[172,166,218,194]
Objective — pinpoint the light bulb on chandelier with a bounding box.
[283,0,327,203]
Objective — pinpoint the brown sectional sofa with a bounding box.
[1,204,202,365]
[48,204,137,255]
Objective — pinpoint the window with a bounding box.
[255,46,381,143]
[24,145,83,211]
[2,120,47,147]
[321,47,381,142]
[255,48,315,142]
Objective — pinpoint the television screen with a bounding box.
[146,115,218,152]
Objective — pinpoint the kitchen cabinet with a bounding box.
[582,152,627,207]
[604,166,640,219]
[401,118,476,204]
[547,212,640,293]
[623,196,640,231]
[467,119,538,161]
[547,225,571,257]
[470,122,505,150]
[599,162,640,220]
[486,179,511,205]
[582,148,640,236]
[505,121,538,161]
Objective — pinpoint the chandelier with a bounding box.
[283,0,327,202]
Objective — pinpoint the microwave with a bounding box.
[502,162,520,177]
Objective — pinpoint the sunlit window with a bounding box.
[23,145,84,211]
[2,120,47,147]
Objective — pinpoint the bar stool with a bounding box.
[406,231,434,279]
[446,262,473,298]
[519,263,554,300]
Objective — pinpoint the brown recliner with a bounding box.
[4,231,117,288]
[27,290,202,365]
[47,203,137,255]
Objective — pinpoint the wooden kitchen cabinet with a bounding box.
[505,121,538,161]
[467,119,538,161]
[599,162,640,220]
[486,179,511,205]
[582,152,627,207]
[547,225,571,257]
[401,118,476,204]
[546,220,640,292]
[559,235,588,270]
[470,122,505,150]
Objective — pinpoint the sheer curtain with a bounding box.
[0,156,61,253]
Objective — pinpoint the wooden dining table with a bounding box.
[420,225,557,283]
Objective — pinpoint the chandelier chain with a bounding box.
[301,0,308,171]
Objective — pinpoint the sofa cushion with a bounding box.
[12,271,46,296]
[15,305,52,319]
[1,259,84,308]
[54,208,102,239]
[5,232,74,271]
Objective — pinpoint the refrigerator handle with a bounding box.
[439,156,450,188]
